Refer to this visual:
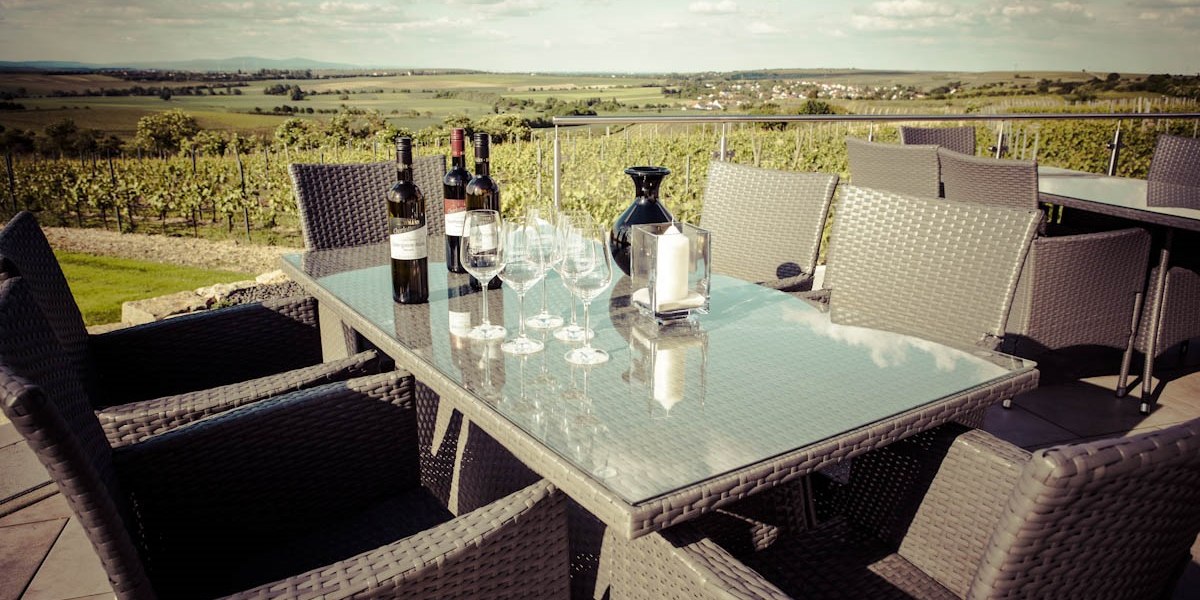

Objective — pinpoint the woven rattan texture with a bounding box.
[1136,264,1200,354]
[0,277,154,599]
[900,126,976,156]
[291,156,446,250]
[698,160,837,284]
[937,148,1040,211]
[822,186,1040,350]
[1006,227,1151,353]
[969,419,1200,599]
[1148,133,1200,190]
[98,350,381,447]
[846,137,941,198]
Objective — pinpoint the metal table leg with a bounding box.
[1139,230,1174,414]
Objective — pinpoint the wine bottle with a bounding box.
[389,137,429,304]
[465,132,502,290]
[443,128,470,274]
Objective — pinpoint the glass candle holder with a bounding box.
[630,222,711,322]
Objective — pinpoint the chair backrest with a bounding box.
[899,125,976,156]
[823,186,1040,349]
[290,155,447,250]
[0,275,154,599]
[938,148,1039,211]
[0,212,93,391]
[968,418,1200,599]
[699,161,838,282]
[1148,133,1200,187]
[845,137,941,198]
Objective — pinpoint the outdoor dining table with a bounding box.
[1038,166,1200,409]
[280,243,1038,540]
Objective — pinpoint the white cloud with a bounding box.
[1002,4,1042,17]
[872,0,954,18]
[747,21,781,34]
[688,1,737,14]
[1052,2,1085,12]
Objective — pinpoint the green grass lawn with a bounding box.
[55,251,251,326]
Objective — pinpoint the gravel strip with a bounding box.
[43,227,302,275]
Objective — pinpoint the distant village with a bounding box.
[684,79,927,111]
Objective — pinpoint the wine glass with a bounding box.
[460,209,506,340]
[499,217,549,355]
[553,210,597,343]
[525,205,565,330]
[560,224,613,365]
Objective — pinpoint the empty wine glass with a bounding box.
[499,217,549,355]
[560,224,613,365]
[554,209,597,343]
[460,209,506,340]
[525,205,564,330]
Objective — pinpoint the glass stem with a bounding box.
[480,280,490,326]
[581,301,592,351]
[570,295,578,326]
[539,277,549,314]
[517,291,528,339]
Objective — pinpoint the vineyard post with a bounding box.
[536,143,542,198]
[5,152,16,213]
[684,155,691,197]
[191,148,200,226]
[108,151,123,234]
[235,147,251,241]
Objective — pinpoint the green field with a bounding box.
[55,250,251,325]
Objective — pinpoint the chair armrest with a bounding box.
[759,274,814,293]
[90,296,323,406]
[836,424,1029,597]
[113,371,419,546]
[596,520,791,600]
[98,350,382,447]
[238,480,570,598]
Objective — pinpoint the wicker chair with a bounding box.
[698,160,837,291]
[0,273,569,600]
[899,125,976,156]
[0,212,381,447]
[936,150,1153,383]
[1119,133,1200,409]
[813,185,1040,351]
[845,137,941,198]
[596,419,1200,600]
[290,155,448,250]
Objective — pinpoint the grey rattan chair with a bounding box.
[0,273,569,600]
[813,185,1040,351]
[937,151,1153,381]
[0,212,381,447]
[290,155,447,250]
[899,125,976,156]
[699,160,838,291]
[1119,133,1200,408]
[846,137,941,198]
[596,419,1200,600]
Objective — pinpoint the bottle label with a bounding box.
[445,199,467,235]
[476,223,498,251]
[448,310,472,337]
[390,225,428,260]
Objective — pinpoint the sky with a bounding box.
[0,0,1198,74]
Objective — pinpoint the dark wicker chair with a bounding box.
[290,155,447,250]
[596,419,1200,600]
[0,273,569,600]
[899,125,976,156]
[699,160,838,291]
[936,150,1153,383]
[1119,133,1200,409]
[0,212,380,447]
[845,137,941,198]
[812,185,1040,351]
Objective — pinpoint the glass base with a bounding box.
[554,324,594,342]
[566,346,609,365]
[502,336,544,355]
[527,312,565,330]
[468,323,507,340]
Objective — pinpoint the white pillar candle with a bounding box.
[652,345,685,411]
[654,225,690,310]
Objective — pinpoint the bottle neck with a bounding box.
[396,147,413,182]
[475,158,490,177]
[452,154,467,170]
[397,165,413,183]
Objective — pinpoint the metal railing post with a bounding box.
[719,123,728,161]
[1107,121,1124,177]
[553,125,562,213]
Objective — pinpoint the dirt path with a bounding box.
[43,227,303,275]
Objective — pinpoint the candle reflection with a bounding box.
[628,318,708,417]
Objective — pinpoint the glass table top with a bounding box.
[284,245,1033,505]
[1039,167,1200,229]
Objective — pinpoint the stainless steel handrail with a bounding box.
[548,112,1200,210]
